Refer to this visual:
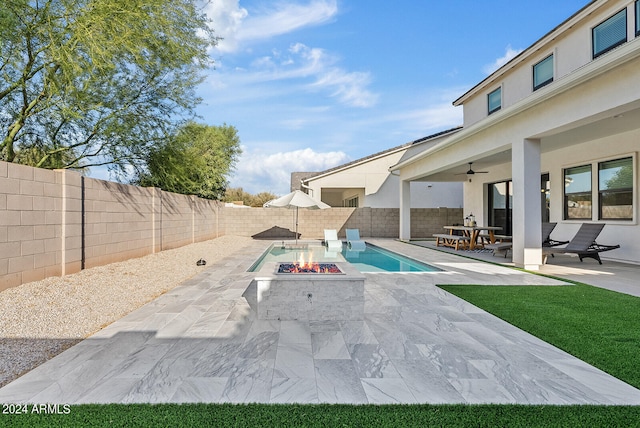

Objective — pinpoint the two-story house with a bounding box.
[297,127,463,208]
[391,0,639,268]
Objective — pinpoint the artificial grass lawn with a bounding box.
[440,280,640,389]
[5,403,640,427]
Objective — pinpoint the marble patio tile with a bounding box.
[392,359,465,404]
[246,319,280,338]
[90,321,148,338]
[314,359,367,404]
[154,306,207,339]
[450,319,516,346]
[29,356,126,404]
[0,379,57,403]
[361,378,417,404]
[279,320,312,344]
[109,342,173,379]
[545,359,640,404]
[309,320,341,333]
[91,331,160,362]
[191,342,241,377]
[311,331,350,359]
[139,313,179,332]
[226,303,254,322]
[74,377,141,404]
[214,319,252,343]
[207,299,236,313]
[238,331,279,359]
[169,377,228,403]
[273,343,315,379]
[220,358,274,403]
[349,344,400,378]
[449,378,519,404]
[413,344,487,380]
[161,338,210,361]
[121,358,194,403]
[270,378,319,403]
[339,321,378,346]
[183,312,229,338]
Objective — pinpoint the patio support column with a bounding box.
[399,179,411,241]
[512,138,543,270]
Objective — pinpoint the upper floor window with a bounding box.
[636,1,640,36]
[487,87,501,114]
[599,157,633,220]
[533,55,554,91]
[592,8,627,59]
[564,164,592,220]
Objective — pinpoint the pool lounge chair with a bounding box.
[542,222,568,249]
[345,229,366,250]
[542,223,620,264]
[323,229,342,250]
[485,222,570,258]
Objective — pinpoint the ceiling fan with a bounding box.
[456,162,489,175]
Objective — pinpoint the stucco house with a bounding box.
[296,127,463,208]
[392,0,640,268]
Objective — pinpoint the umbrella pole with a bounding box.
[295,206,299,244]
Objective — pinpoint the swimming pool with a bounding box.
[248,242,440,273]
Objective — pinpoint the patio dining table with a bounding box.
[443,225,503,250]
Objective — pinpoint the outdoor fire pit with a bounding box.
[251,260,364,321]
[277,262,343,274]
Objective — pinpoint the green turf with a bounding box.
[4,403,640,427]
[439,281,640,389]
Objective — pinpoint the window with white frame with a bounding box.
[592,8,627,59]
[564,165,592,220]
[599,157,633,220]
[636,1,640,36]
[487,87,501,114]
[344,196,358,207]
[533,54,554,91]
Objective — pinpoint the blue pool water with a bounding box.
[248,243,440,273]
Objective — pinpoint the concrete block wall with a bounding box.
[0,161,223,291]
[221,206,462,240]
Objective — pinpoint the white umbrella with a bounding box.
[264,190,330,244]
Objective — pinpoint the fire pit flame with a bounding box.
[277,261,343,274]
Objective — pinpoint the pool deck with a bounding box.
[1,238,639,405]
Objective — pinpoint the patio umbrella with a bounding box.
[264,190,330,244]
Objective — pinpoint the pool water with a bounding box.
[248,243,440,273]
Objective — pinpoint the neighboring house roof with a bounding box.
[453,0,597,106]
[301,126,462,184]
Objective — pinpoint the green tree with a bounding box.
[0,0,216,173]
[135,123,242,200]
[223,188,278,207]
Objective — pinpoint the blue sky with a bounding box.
[196,0,590,195]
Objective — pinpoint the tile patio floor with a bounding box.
[1,239,639,405]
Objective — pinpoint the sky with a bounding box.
[194,0,591,196]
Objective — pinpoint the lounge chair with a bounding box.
[542,222,568,248]
[543,223,620,264]
[323,229,342,250]
[345,229,366,250]
[485,222,570,258]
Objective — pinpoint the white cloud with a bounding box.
[206,42,378,108]
[230,146,349,194]
[206,0,338,53]
[482,45,523,75]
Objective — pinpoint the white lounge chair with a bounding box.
[345,229,366,250]
[323,229,342,250]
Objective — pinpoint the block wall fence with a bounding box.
[1,160,462,291]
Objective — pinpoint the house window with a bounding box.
[592,8,627,58]
[344,196,358,207]
[636,1,640,36]
[564,165,592,220]
[533,55,553,91]
[487,87,501,114]
[599,157,633,220]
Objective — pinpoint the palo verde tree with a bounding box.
[134,122,242,200]
[0,0,217,174]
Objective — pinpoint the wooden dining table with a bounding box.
[442,225,503,250]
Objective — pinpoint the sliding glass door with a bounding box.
[488,174,550,236]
